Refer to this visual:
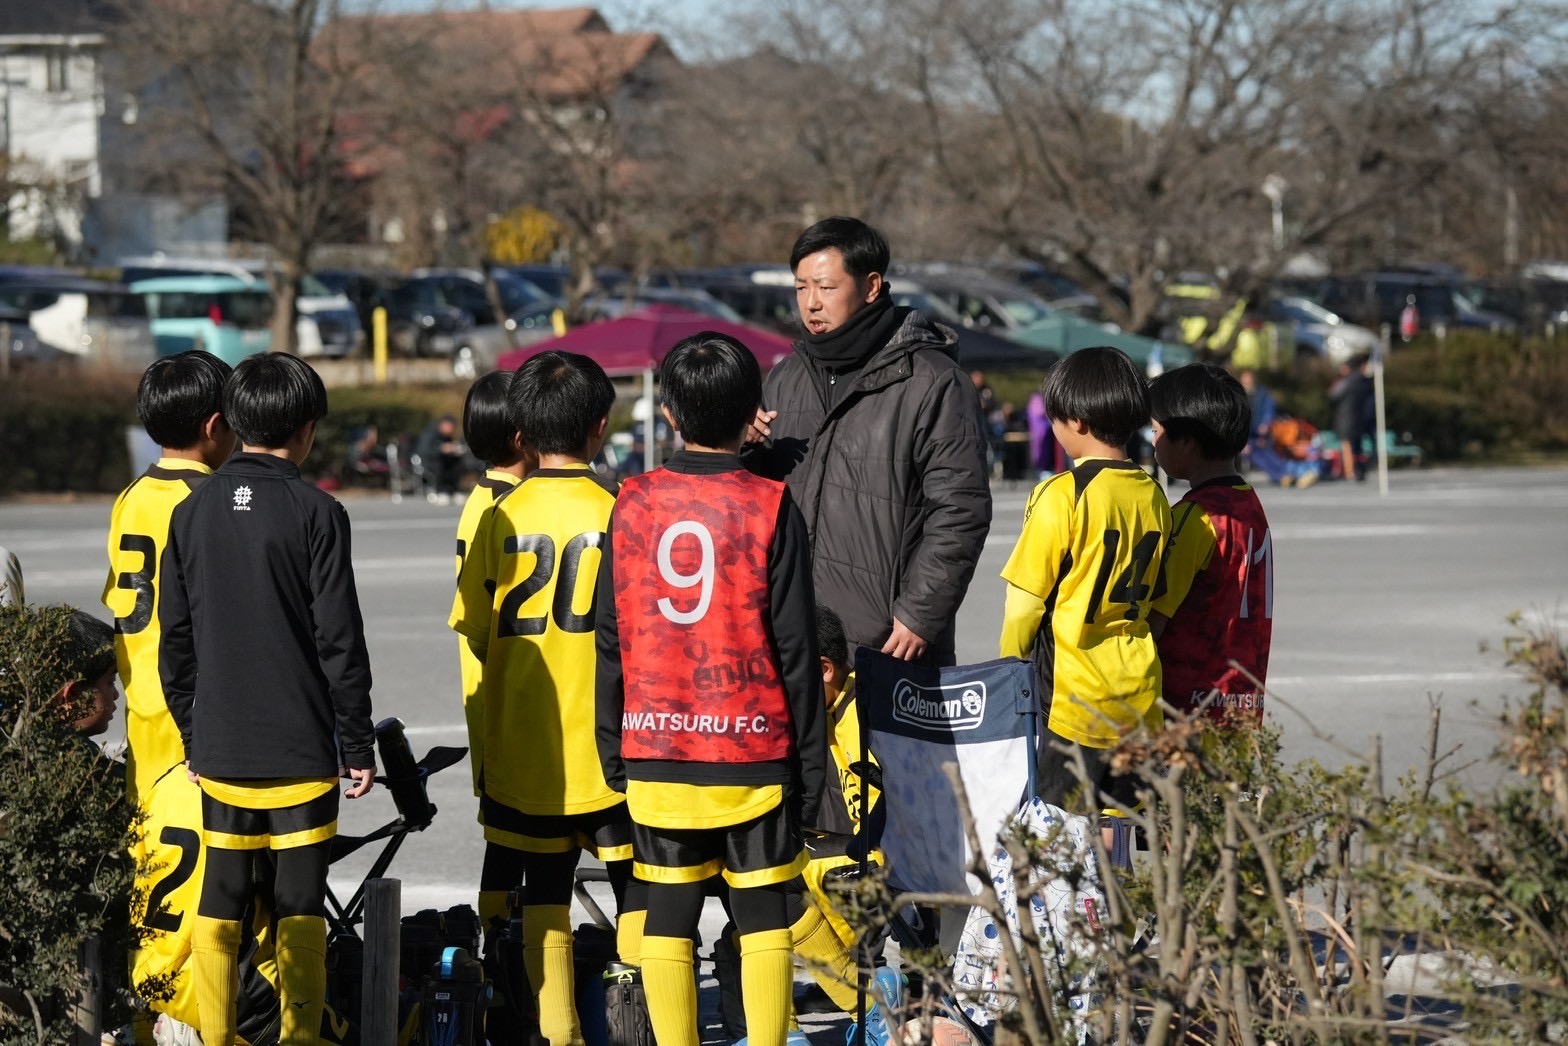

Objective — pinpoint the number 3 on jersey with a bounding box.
[497,531,604,637]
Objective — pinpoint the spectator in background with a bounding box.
[415,414,466,503]
[1026,390,1065,479]
[1329,355,1374,481]
[1237,370,1320,488]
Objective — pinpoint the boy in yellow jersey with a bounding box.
[454,370,537,796]
[999,347,1170,840]
[596,333,826,1046]
[450,351,643,1046]
[104,350,234,802]
[161,353,376,1046]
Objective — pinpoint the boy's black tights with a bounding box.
[479,844,647,914]
[198,843,331,921]
[646,878,788,939]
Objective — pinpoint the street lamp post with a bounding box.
[1261,174,1287,252]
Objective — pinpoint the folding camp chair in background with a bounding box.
[849,651,1042,1045]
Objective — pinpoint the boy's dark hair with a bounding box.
[1041,346,1150,448]
[509,351,615,457]
[1149,364,1251,460]
[137,350,232,450]
[789,216,890,287]
[224,353,328,449]
[462,371,517,466]
[62,609,115,687]
[659,333,761,448]
[816,603,849,672]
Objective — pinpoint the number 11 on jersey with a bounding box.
[1238,527,1273,620]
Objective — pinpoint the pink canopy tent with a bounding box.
[495,303,796,375]
[496,304,798,472]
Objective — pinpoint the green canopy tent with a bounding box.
[1009,312,1191,369]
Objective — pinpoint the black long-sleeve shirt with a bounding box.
[595,450,827,827]
[160,452,375,778]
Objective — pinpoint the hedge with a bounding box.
[3,333,1565,495]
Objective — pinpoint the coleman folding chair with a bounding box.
[849,650,1042,1045]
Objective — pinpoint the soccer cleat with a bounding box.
[151,1014,202,1046]
[733,1034,811,1046]
[845,967,906,1046]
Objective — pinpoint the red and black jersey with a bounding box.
[611,466,793,763]
[1152,477,1273,724]
[595,450,827,826]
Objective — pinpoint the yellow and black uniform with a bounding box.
[103,458,212,802]
[595,450,826,1046]
[129,766,353,1044]
[454,469,521,795]
[161,452,374,1046]
[450,464,638,1046]
[450,465,630,851]
[1000,458,1170,807]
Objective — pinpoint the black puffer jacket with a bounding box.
[745,308,992,665]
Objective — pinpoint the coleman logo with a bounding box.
[891,677,986,731]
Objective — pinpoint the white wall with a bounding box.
[1,44,103,243]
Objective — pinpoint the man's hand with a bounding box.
[185,760,199,784]
[743,407,778,445]
[343,767,375,799]
[880,616,929,661]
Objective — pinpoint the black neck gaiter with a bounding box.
[802,295,898,369]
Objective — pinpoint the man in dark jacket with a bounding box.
[744,217,991,666]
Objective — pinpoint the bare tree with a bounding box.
[114,0,369,352]
[711,0,1566,337]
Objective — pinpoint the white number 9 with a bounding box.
[656,521,715,624]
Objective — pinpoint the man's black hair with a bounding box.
[509,351,615,457]
[137,350,232,450]
[816,602,849,672]
[659,333,761,448]
[1149,363,1251,460]
[789,216,891,286]
[224,352,329,449]
[1041,346,1150,448]
[62,608,115,686]
[463,371,517,466]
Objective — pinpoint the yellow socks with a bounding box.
[523,905,581,1045]
[640,935,699,1046]
[478,889,512,933]
[191,916,242,1045]
[616,907,646,966]
[791,902,861,1012]
[275,915,328,1046]
[738,928,795,1046]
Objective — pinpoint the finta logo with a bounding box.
[891,677,986,732]
[232,485,253,511]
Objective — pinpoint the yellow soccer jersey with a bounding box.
[450,466,623,816]
[1000,458,1171,748]
[455,470,521,794]
[103,458,213,800]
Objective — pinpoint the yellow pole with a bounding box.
[372,306,388,384]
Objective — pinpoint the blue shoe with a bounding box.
[733,1034,811,1046]
[846,968,905,1046]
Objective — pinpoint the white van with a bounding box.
[119,256,361,357]
[0,276,156,369]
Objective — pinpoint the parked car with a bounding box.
[130,275,273,363]
[0,306,63,370]
[119,256,359,357]
[382,270,547,358]
[1322,271,1516,334]
[904,270,1061,333]
[449,288,744,379]
[1264,297,1380,363]
[0,275,156,370]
